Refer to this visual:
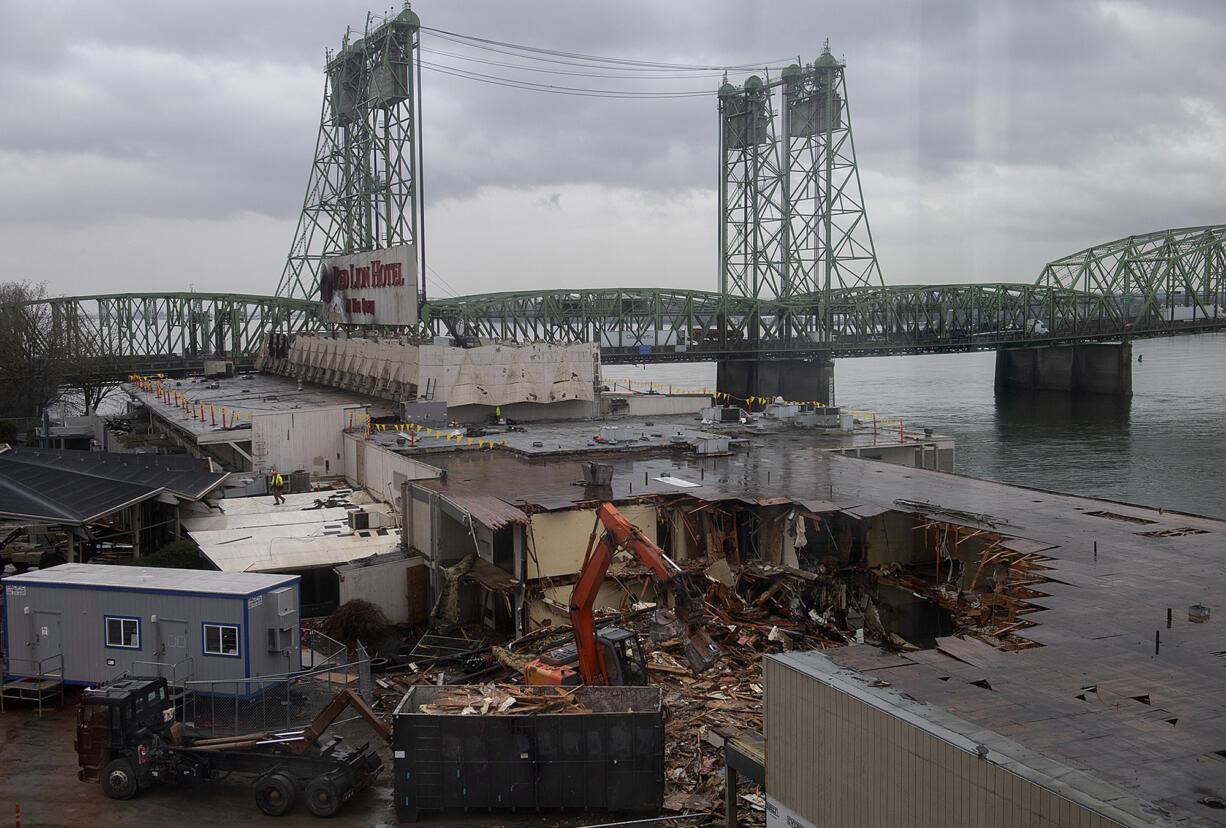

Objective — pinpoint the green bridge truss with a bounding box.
[19,226,1225,377]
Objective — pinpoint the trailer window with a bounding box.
[203,623,240,657]
[105,616,140,649]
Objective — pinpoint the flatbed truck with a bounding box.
[75,676,388,817]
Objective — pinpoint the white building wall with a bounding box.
[526,504,658,579]
[342,434,442,507]
[337,556,424,624]
[252,406,364,477]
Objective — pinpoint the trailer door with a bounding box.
[33,611,62,673]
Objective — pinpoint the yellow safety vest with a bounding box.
[272,474,283,486]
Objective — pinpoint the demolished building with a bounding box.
[105,358,1226,825]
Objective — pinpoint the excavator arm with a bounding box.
[568,503,721,685]
[287,688,390,755]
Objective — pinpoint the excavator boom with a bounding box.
[555,503,721,686]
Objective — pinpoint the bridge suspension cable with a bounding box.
[419,25,793,98]
[422,26,793,72]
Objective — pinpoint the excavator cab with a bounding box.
[597,627,647,686]
[525,626,648,687]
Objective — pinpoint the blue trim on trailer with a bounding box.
[103,615,141,650]
[2,579,298,601]
[200,621,242,659]
[2,590,9,680]
[242,594,251,680]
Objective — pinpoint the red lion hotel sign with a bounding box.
[319,244,418,326]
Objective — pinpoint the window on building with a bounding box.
[203,623,240,657]
[105,616,140,649]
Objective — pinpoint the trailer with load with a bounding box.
[75,676,388,817]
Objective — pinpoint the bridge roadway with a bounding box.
[22,225,1226,381]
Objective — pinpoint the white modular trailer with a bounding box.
[3,564,300,696]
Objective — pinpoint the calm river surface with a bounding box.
[605,332,1226,519]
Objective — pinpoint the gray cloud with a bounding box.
[0,0,1223,294]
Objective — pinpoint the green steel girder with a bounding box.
[423,275,1225,364]
[22,293,324,377]
[720,45,883,309]
[21,247,1223,377]
[1037,225,1226,327]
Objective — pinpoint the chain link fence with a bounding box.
[181,629,372,739]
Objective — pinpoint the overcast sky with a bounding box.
[1,0,1222,300]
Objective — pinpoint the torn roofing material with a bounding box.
[439,494,528,530]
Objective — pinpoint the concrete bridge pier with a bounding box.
[717,358,835,406]
[994,342,1133,395]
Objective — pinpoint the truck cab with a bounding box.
[76,677,174,793]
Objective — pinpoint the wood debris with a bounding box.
[414,684,591,716]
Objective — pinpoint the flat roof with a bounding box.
[183,490,400,573]
[3,563,297,596]
[367,407,939,460]
[769,651,1169,827]
[410,429,936,513]
[124,373,399,442]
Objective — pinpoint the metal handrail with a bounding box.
[0,653,64,715]
[4,652,64,681]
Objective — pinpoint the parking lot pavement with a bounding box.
[0,693,399,827]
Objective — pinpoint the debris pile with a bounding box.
[320,599,390,651]
[413,684,590,716]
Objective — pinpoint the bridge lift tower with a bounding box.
[277,4,424,303]
[717,42,883,403]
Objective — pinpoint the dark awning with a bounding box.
[0,447,228,525]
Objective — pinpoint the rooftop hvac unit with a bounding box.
[349,509,370,530]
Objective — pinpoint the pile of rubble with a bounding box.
[365,517,1054,824]
[413,684,591,716]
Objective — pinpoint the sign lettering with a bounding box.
[321,244,417,327]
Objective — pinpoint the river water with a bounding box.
[604,332,1226,519]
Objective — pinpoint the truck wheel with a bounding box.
[305,774,342,817]
[102,758,139,800]
[254,772,296,816]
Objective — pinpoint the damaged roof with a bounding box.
[412,433,1226,823]
[439,493,528,530]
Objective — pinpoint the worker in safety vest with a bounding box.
[270,466,286,505]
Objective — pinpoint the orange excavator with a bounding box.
[524,503,722,686]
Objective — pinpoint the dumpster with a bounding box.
[392,685,664,822]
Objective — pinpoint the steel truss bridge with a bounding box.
[15,11,1225,383]
[23,226,1226,378]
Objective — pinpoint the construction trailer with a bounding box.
[2,564,299,695]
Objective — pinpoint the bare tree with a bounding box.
[0,282,116,426]
[0,282,66,419]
